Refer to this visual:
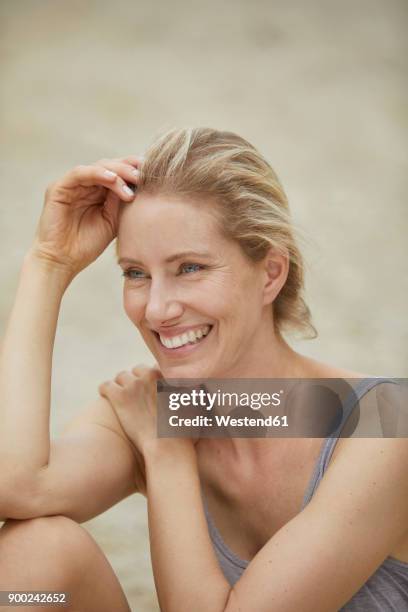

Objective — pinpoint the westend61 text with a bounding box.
[169,414,289,427]
[168,389,283,411]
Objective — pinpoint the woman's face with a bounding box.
[117,193,269,379]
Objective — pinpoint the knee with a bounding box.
[2,514,84,542]
[0,515,95,568]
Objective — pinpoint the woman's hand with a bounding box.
[98,365,198,460]
[30,156,142,278]
[98,365,165,457]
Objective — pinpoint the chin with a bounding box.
[159,361,213,381]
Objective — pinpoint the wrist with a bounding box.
[23,248,76,288]
[143,438,196,467]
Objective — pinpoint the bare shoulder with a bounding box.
[62,389,147,492]
[321,437,408,529]
[62,393,132,446]
[299,354,371,379]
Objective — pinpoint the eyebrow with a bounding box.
[117,251,212,266]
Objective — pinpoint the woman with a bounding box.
[0,127,407,611]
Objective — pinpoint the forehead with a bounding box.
[117,193,224,252]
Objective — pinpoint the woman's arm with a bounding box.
[143,437,408,612]
[145,441,230,612]
[99,371,408,612]
[0,157,141,502]
[0,252,72,479]
[0,393,145,523]
[0,254,145,521]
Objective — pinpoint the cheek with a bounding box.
[123,290,145,322]
[197,274,240,306]
[192,282,229,318]
[221,283,263,330]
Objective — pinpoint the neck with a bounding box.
[225,320,308,379]
[201,321,318,462]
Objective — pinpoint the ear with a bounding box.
[261,246,289,306]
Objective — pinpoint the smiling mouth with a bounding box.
[154,325,213,351]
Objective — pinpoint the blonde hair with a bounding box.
[123,127,317,339]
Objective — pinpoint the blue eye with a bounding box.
[122,269,146,279]
[181,263,203,274]
[122,263,206,280]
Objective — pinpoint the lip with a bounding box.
[153,325,213,356]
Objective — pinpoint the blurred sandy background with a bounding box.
[0,1,407,610]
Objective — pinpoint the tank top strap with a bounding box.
[301,377,397,509]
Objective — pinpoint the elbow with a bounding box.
[0,470,42,520]
[0,495,41,521]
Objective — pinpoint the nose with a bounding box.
[144,277,184,327]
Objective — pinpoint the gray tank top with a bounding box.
[203,378,408,610]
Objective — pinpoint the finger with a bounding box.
[103,190,121,229]
[149,367,163,381]
[98,380,122,398]
[143,367,164,385]
[131,365,163,382]
[114,370,137,386]
[119,155,145,167]
[98,381,107,396]
[100,155,144,169]
[131,363,149,376]
[94,160,141,188]
[151,362,165,382]
[63,165,136,203]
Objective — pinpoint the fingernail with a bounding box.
[123,185,134,197]
[104,170,117,178]
[131,169,140,177]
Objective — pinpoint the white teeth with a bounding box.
[159,325,211,349]
[172,336,183,348]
